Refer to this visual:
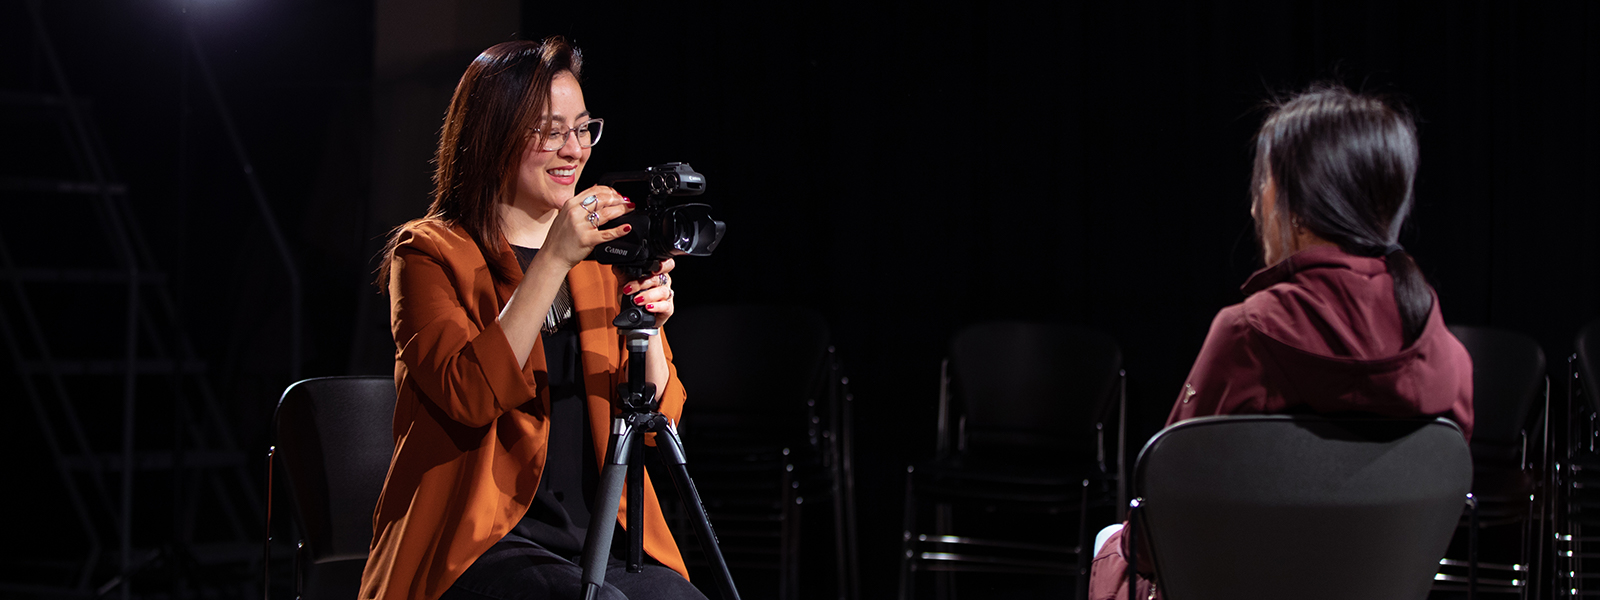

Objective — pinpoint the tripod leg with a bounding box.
[580,419,638,600]
[654,423,742,600]
[628,440,645,572]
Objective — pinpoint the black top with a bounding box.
[508,245,597,556]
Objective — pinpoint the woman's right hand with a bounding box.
[538,185,635,268]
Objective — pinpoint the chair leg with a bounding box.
[294,540,305,599]
[779,460,794,600]
[1469,494,1478,600]
[831,450,848,600]
[1524,474,1539,600]
[900,466,917,600]
[841,390,861,600]
[263,446,273,600]
[787,490,802,600]
[1075,479,1089,600]
[934,502,954,600]
[1125,499,1141,600]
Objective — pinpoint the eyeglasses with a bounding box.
[532,118,604,152]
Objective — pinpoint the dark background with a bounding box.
[3,0,1596,598]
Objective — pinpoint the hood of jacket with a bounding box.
[1237,245,1473,429]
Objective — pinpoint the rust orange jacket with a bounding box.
[360,219,688,600]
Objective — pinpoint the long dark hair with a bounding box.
[1252,83,1432,342]
[376,37,584,289]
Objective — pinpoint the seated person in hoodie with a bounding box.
[1086,84,1475,600]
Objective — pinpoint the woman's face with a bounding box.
[1253,173,1289,265]
[514,71,590,213]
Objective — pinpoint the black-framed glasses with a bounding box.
[533,118,604,152]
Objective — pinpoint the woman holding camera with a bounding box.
[1086,84,1474,600]
[361,37,705,600]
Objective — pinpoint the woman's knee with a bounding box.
[1094,523,1125,557]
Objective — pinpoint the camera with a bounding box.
[586,162,725,275]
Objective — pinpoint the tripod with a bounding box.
[577,279,742,600]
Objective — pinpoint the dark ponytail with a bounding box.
[1253,84,1432,342]
[1384,249,1432,342]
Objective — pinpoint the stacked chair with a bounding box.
[1557,319,1600,597]
[898,321,1124,600]
[661,304,859,600]
[1432,325,1549,599]
[1127,415,1472,600]
[267,376,397,600]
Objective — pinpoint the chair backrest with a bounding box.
[1576,319,1600,414]
[946,321,1121,456]
[665,304,832,420]
[1448,324,1546,453]
[1133,415,1471,600]
[274,376,397,564]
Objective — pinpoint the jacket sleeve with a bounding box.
[656,330,687,424]
[390,230,534,428]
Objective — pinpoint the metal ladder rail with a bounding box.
[0,177,261,574]
[53,41,267,567]
[86,119,267,532]
[0,229,105,593]
[22,3,145,597]
[25,0,262,589]
[29,2,286,557]
[66,101,271,536]
[20,0,312,589]
[45,0,273,531]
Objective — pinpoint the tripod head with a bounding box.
[612,272,659,331]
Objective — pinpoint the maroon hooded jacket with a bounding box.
[1087,245,1475,600]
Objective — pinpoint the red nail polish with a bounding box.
[646,304,655,310]
[622,286,632,294]
[621,224,633,233]
[634,296,645,305]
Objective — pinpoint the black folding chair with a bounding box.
[1432,325,1548,598]
[662,304,859,600]
[1557,319,1600,596]
[1127,415,1471,600]
[899,321,1124,600]
[266,376,396,600]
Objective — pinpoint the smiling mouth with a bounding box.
[548,167,576,178]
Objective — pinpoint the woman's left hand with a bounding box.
[618,258,677,327]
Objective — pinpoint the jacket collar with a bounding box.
[1240,244,1387,295]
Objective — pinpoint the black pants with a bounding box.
[440,532,707,600]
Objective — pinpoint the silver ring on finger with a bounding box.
[581,194,599,208]
[587,211,600,228]
[668,289,675,300]
[658,273,668,285]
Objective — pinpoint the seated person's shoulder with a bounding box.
[395,219,476,257]
[1238,281,1311,328]
[1202,299,1259,345]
